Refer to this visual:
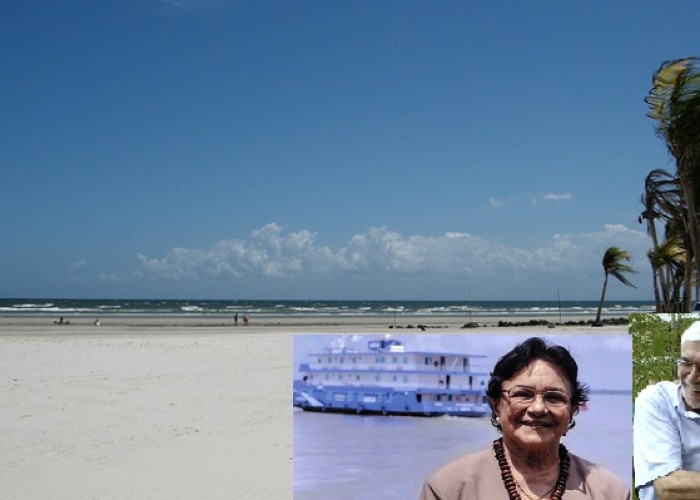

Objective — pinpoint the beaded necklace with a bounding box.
[493,438,570,500]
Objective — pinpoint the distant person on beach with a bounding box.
[234,312,239,325]
[420,337,629,500]
[243,313,249,325]
[634,321,700,499]
[54,317,69,325]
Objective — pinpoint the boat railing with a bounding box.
[302,365,483,376]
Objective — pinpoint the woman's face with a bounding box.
[493,359,573,453]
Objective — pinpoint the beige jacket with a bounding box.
[420,448,630,499]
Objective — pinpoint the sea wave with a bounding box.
[0,298,655,318]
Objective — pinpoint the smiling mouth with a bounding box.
[522,421,552,428]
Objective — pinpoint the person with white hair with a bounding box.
[634,320,700,499]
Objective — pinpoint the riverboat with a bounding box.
[293,336,490,417]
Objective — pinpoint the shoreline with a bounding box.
[0,313,629,334]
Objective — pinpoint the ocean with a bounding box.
[0,298,654,319]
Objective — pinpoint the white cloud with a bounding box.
[542,192,573,202]
[489,192,573,208]
[71,259,88,270]
[137,223,336,280]
[531,192,573,205]
[488,197,507,208]
[134,222,651,298]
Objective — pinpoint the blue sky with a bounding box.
[1,1,697,300]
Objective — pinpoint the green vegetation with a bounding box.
[630,313,696,397]
[630,313,697,500]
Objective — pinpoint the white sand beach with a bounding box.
[0,316,626,499]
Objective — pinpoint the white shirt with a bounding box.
[634,381,700,500]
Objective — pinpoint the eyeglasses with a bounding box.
[502,387,571,408]
[675,359,700,372]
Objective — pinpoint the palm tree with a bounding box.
[594,247,638,325]
[639,169,679,310]
[648,237,686,312]
[646,57,700,309]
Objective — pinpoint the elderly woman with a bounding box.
[420,337,629,500]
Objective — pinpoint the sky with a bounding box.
[2,1,698,301]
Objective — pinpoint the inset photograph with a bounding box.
[631,314,700,500]
[293,333,632,499]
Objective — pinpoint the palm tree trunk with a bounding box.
[652,267,662,312]
[649,219,662,312]
[679,172,699,311]
[684,256,693,312]
[595,273,609,325]
[680,240,694,312]
[664,262,676,312]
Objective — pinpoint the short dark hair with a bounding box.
[485,337,590,430]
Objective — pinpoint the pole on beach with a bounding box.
[557,286,562,325]
[468,283,473,325]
